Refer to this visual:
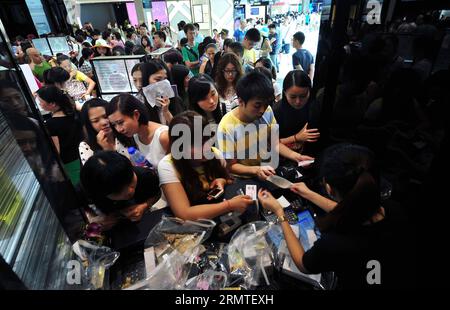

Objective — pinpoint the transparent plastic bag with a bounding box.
[226,221,273,289]
[144,216,216,256]
[72,240,120,289]
[185,270,228,290]
[125,217,216,290]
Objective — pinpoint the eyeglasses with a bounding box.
[223,70,238,76]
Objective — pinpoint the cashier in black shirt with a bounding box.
[258,144,412,289]
[80,151,161,230]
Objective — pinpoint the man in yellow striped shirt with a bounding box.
[216,71,314,180]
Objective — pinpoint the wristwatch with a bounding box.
[276,214,288,224]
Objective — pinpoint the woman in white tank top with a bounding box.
[106,94,170,168]
[133,124,169,167]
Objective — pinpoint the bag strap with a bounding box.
[185,46,199,59]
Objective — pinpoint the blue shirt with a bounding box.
[292,49,314,73]
[195,34,204,45]
[234,28,246,43]
[269,32,281,55]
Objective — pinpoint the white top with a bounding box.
[177,30,186,44]
[79,140,129,165]
[157,148,226,186]
[219,88,239,113]
[133,125,168,167]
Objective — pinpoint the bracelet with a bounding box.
[225,200,231,211]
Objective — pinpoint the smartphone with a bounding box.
[207,187,224,199]
[155,91,163,106]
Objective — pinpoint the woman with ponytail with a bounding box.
[37,85,83,185]
[257,143,410,289]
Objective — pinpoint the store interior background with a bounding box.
[1,0,449,290]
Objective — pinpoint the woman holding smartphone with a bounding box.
[158,111,253,220]
[140,60,184,125]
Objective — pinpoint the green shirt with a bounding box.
[32,61,52,82]
[182,43,200,76]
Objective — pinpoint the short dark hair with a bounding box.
[163,50,183,65]
[228,42,244,58]
[245,28,261,42]
[132,45,146,55]
[112,31,122,41]
[223,38,233,49]
[56,54,70,65]
[236,71,274,104]
[81,151,134,199]
[153,30,166,42]
[177,20,186,31]
[112,46,126,56]
[268,23,277,29]
[180,37,188,47]
[81,47,94,59]
[125,40,135,55]
[184,23,195,34]
[293,31,305,45]
[193,23,200,30]
[75,35,85,43]
[102,30,111,41]
[43,67,70,85]
[255,57,276,80]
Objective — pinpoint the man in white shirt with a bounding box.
[177,20,187,48]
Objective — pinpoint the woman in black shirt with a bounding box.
[80,151,161,230]
[274,70,320,154]
[37,85,82,185]
[258,144,411,289]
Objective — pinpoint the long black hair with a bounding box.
[188,74,224,124]
[78,47,94,69]
[37,85,75,116]
[255,57,277,80]
[170,64,190,99]
[317,143,381,233]
[141,59,171,88]
[105,93,149,125]
[80,98,108,151]
[169,111,229,204]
